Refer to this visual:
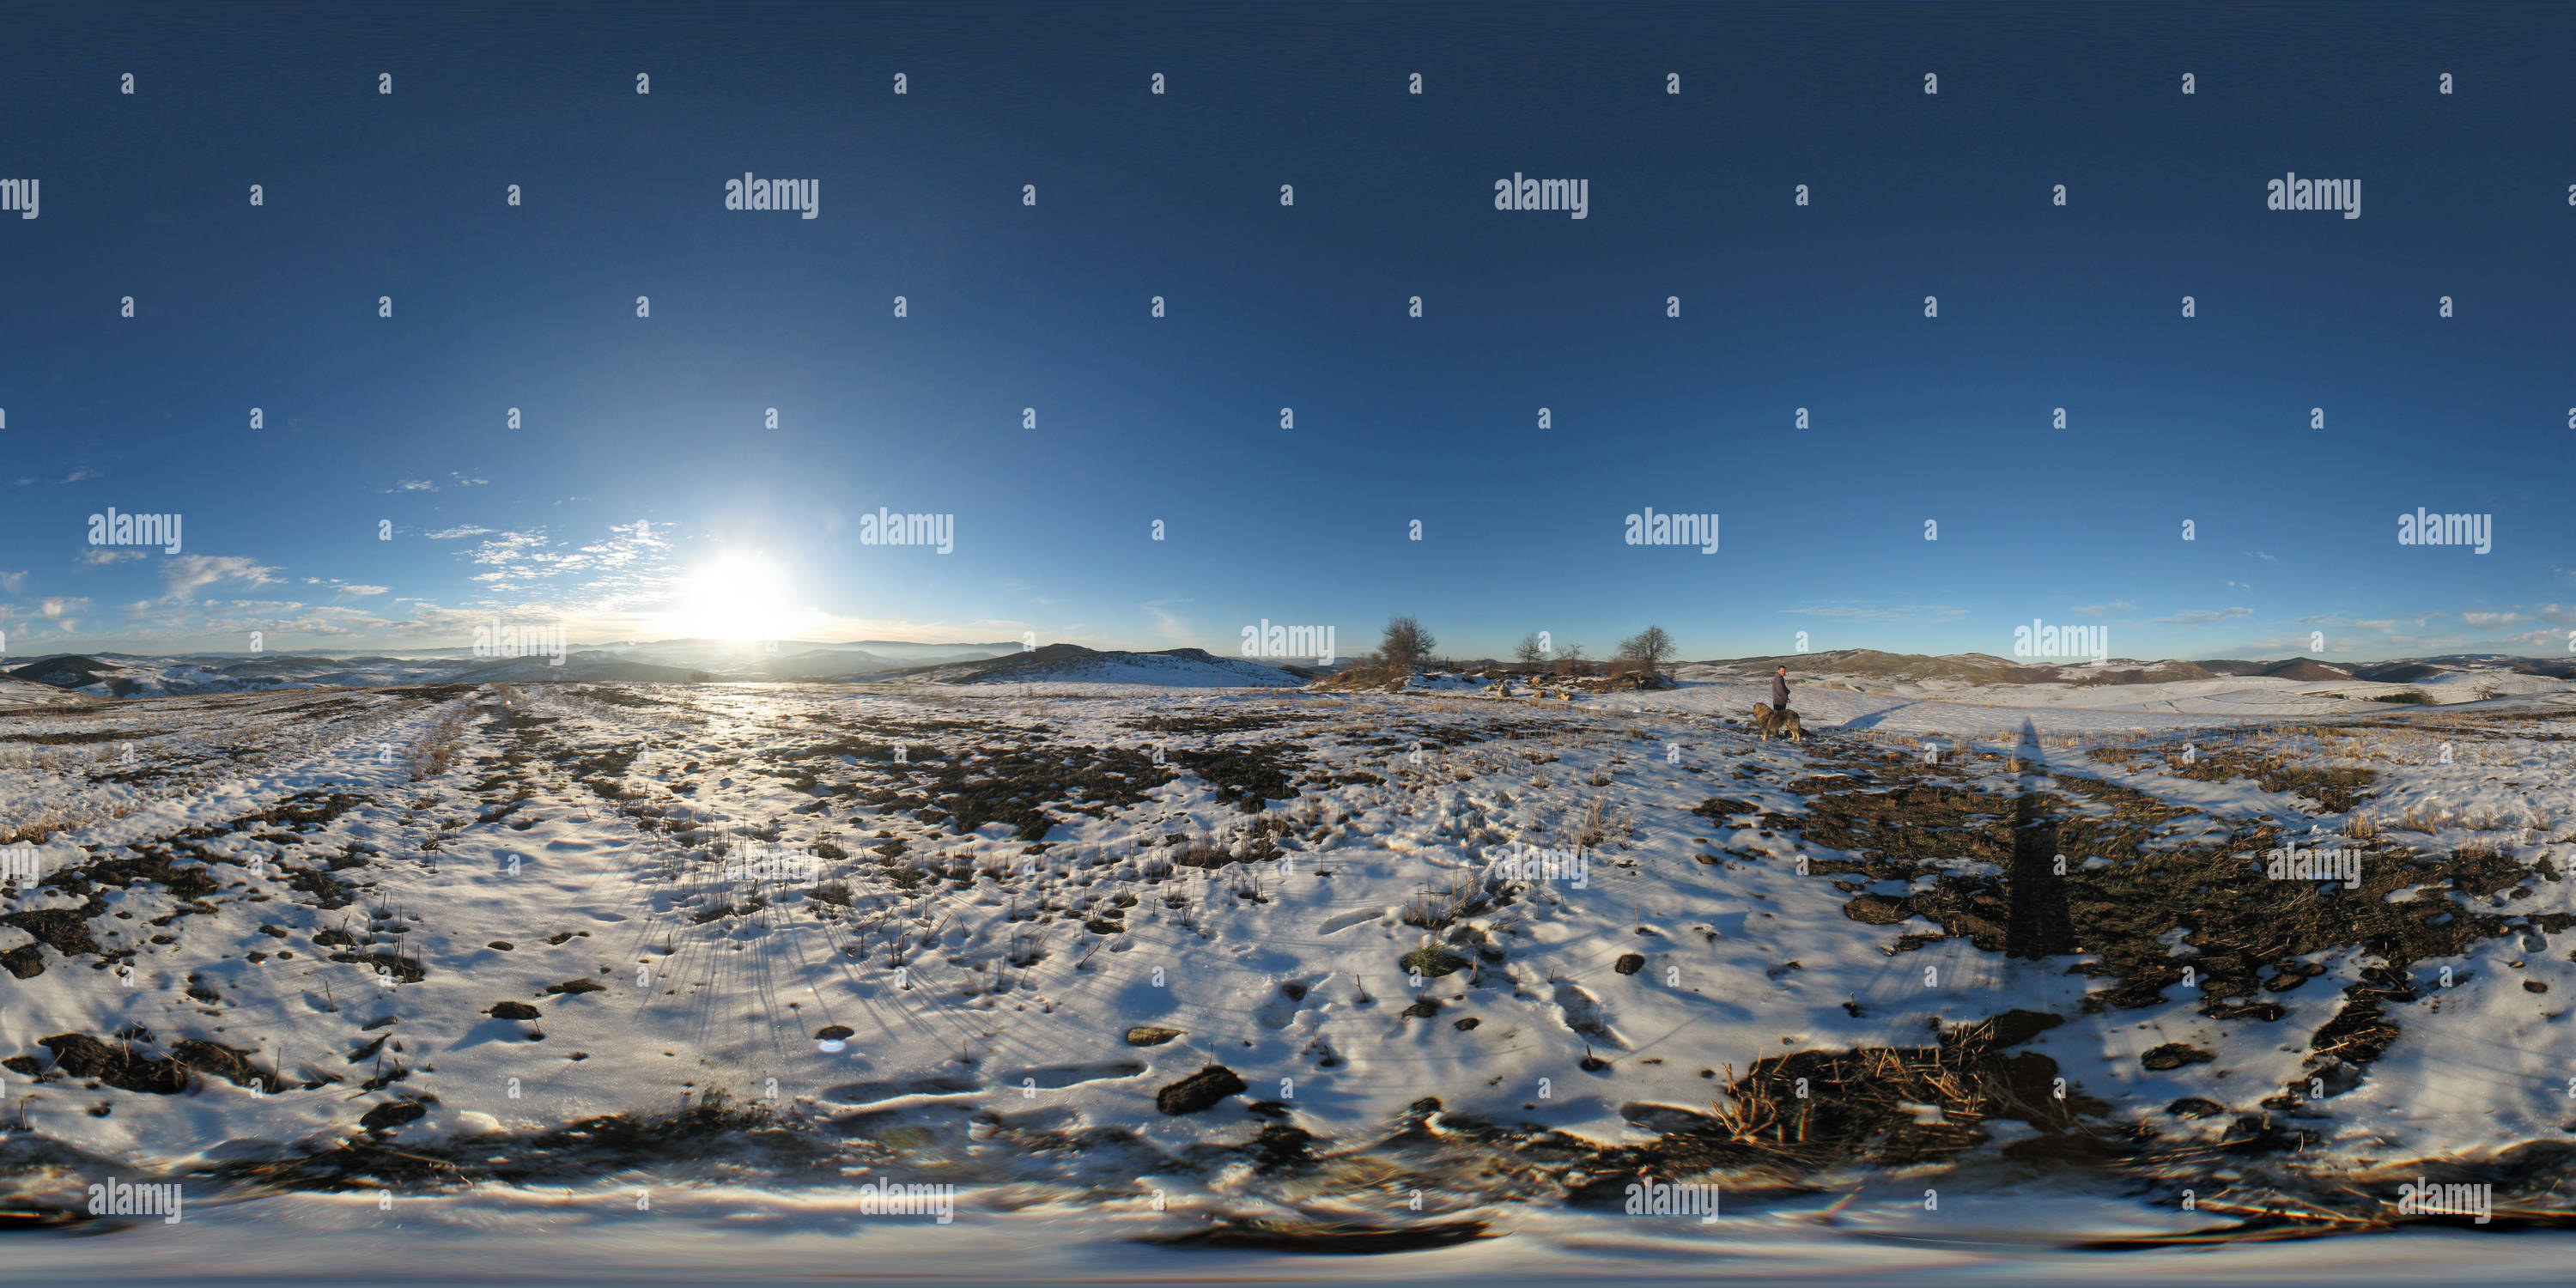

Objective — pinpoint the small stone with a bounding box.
[1154,1065,1246,1115]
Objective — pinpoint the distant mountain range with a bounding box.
[0,638,1025,700]
[5,641,2567,703]
[1686,649,2576,686]
[877,643,1306,687]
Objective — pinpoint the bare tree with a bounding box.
[1381,616,1436,671]
[1552,643,1589,677]
[1615,625,1676,677]
[1512,632,1546,667]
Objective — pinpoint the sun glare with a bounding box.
[661,552,821,642]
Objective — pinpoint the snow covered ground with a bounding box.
[3,674,2573,1276]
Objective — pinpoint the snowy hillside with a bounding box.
[4,675,2573,1273]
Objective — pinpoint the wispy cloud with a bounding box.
[2071,600,2135,618]
[2155,606,2254,627]
[386,471,492,494]
[161,555,282,601]
[1141,598,1193,644]
[1780,601,1969,623]
[0,570,24,594]
[78,549,147,567]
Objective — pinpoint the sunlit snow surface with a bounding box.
[3,675,2573,1281]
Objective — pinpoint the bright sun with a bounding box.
[660,552,823,642]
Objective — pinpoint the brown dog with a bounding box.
[1753,701,1804,744]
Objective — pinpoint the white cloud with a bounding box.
[1780,602,1970,623]
[2071,600,2135,618]
[78,548,147,567]
[426,526,495,540]
[161,555,282,601]
[2155,606,2255,627]
[388,472,489,495]
[0,570,24,593]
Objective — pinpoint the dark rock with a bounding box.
[2,909,95,957]
[359,1099,427,1132]
[543,978,607,996]
[1613,953,1644,975]
[37,1034,191,1094]
[2141,1042,2215,1071]
[1155,1065,1246,1115]
[816,1024,854,1042]
[488,1002,543,1020]
[1248,1122,1317,1170]
[1123,1025,1182,1046]
[170,1039,276,1089]
[1968,1009,2063,1049]
[1842,894,1911,926]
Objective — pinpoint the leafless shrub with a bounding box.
[1381,616,1436,671]
[408,707,470,781]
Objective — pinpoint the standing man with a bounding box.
[1771,665,1790,714]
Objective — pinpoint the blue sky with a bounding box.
[3,2,2570,665]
